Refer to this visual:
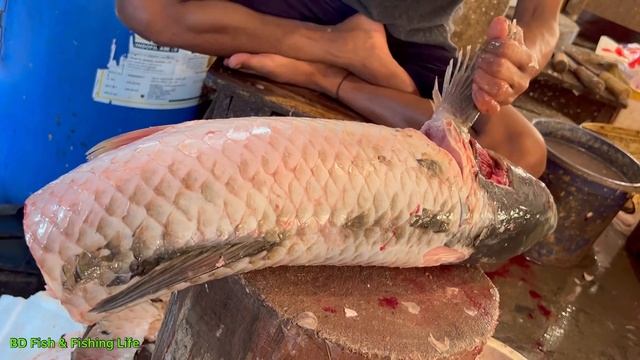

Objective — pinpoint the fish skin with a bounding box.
[24,117,499,324]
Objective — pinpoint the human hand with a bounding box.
[472,16,540,114]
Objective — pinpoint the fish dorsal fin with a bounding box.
[433,46,480,128]
[86,125,172,161]
[432,18,521,128]
[90,239,277,314]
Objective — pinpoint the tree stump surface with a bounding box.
[153,266,499,360]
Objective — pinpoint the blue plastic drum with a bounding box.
[0,1,211,204]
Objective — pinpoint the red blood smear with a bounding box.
[485,255,531,280]
[615,47,625,57]
[322,306,337,314]
[527,313,535,319]
[529,290,542,300]
[486,266,510,280]
[630,56,640,69]
[510,255,531,269]
[537,304,552,319]
[378,296,399,310]
[379,243,387,251]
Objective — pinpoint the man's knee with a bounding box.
[520,124,547,178]
[474,106,547,178]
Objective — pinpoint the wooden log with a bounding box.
[552,52,570,73]
[153,266,499,360]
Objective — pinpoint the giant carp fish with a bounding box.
[23,39,557,353]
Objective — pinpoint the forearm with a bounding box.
[116,0,332,61]
[514,0,562,71]
[315,74,433,129]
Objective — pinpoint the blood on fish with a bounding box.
[528,290,542,300]
[378,296,399,310]
[474,143,509,186]
[322,306,337,314]
[379,243,387,251]
[527,313,534,319]
[537,304,552,319]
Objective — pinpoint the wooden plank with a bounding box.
[564,0,589,19]
[584,0,640,32]
[154,266,499,360]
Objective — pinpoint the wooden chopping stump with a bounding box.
[153,266,499,360]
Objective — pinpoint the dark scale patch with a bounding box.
[107,274,132,287]
[61,264,76,291]
[344,213,367,230]
[416,159,441,174]
[409,209,451,233]
[377,155,393,166]
[75,252,102,283]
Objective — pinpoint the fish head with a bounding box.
[422,110,557,265]
[422,42,557,265]
[464,141,558,264]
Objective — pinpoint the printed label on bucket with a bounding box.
[92,34,213,110]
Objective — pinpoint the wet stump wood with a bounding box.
[153,266,499,360]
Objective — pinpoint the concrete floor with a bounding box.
[482,225,640,359]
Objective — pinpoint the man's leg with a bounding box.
[115,0,416,93]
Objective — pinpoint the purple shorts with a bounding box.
[232,0,454,98]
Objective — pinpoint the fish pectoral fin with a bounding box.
[90,240,276,314]
[86,125,172,161]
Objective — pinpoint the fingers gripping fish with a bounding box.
[23,46,557,333]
